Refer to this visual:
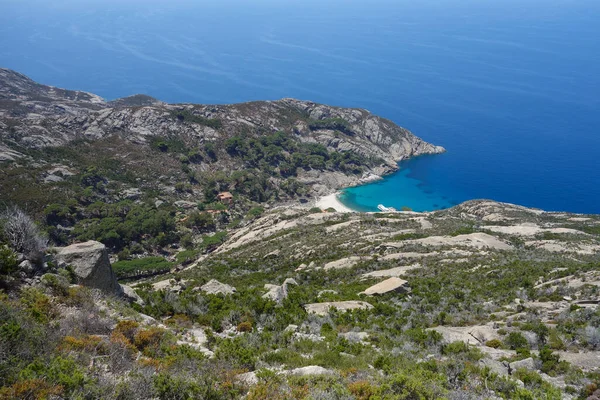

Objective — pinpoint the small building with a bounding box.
[217,192,234,205]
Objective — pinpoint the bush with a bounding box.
[0,379,63,399]
[0,207,47,265]
[348,380,376,400]
[377,372,445,399]
[0,245,18,276]
[19,288,57,324]
[200,231,227,252]
[113,320,140,343]
[246,207,264,220]
[237,321,253,332]
[506,332,529,350]
[486,339,503,349]
[539,346,569,376]
[18,356,87,395]
[134,327,174,358]
[185,212,216,233]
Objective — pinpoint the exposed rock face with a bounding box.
[262,278,298,304]
[200,279,236,295]
[509,357,537,372]
[120,284,145,305]
[55,241,120,294]
[283,366,333,377]
[284,98,445,163]
[361,277,409,296]
[324,256,369,270]
[235,365,333,386]
[304,301,374,316]
[0,143,24,161]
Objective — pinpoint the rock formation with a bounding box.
[262,278,298,304]
[55,241,120,294]
[200,279,237,295]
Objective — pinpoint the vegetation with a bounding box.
[2,98,600,398]
[112,257,174,279]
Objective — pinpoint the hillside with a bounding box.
[0,69,599,399]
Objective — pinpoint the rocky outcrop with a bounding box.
[360,277,409,296]
[54,240,143,303]
[200,279,236,295]
[55,241,120,294]
[283,366,333,377]
[304,301,374,316]
[120,284,145,305]
[262,278,298,304]
[509,357,537,372]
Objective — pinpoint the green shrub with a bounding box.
[112,257,173,279]
[246,207,264,219]
[377,372,445,399]
[19,356,87,395]
[486,339,503,349]
[514,368,543,387]
[215,336,258,369]
[171,110,222,129]
[0,245,18,276]
[185,212,216,232]
[176,250,198,264]
[506,332,529,350]
[40,274,69,297]
[200,231,227,251]
[539,346,569,376]
[19,288,57,324]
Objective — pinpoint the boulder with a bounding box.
[55,241,120,294]
[360,277,409,296]
[236,371,258,386]
[18,259,36,275]
[201,279,236,295]
[479,358,509,377]
[340,331,369,343]
[509,357,536,372]
[120,284,145,305]
[262,278,298,304]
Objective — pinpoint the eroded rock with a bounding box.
[304,301,373,316]
[56,241,120,294]
[201,279,236,295]
[360,277,409,296]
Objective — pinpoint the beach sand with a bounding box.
[315,193,354,213]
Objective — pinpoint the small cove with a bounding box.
[339,155,465,213]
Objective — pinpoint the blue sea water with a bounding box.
[1,0,599,213]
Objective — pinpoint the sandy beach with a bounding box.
[315,193,354,213]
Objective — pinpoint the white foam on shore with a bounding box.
[315,193,354,213]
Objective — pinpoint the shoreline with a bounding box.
[315,192,355,213]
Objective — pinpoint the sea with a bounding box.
[1,0,599,213]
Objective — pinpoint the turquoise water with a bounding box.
[340,155,461,213]
[1,0,599,213]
